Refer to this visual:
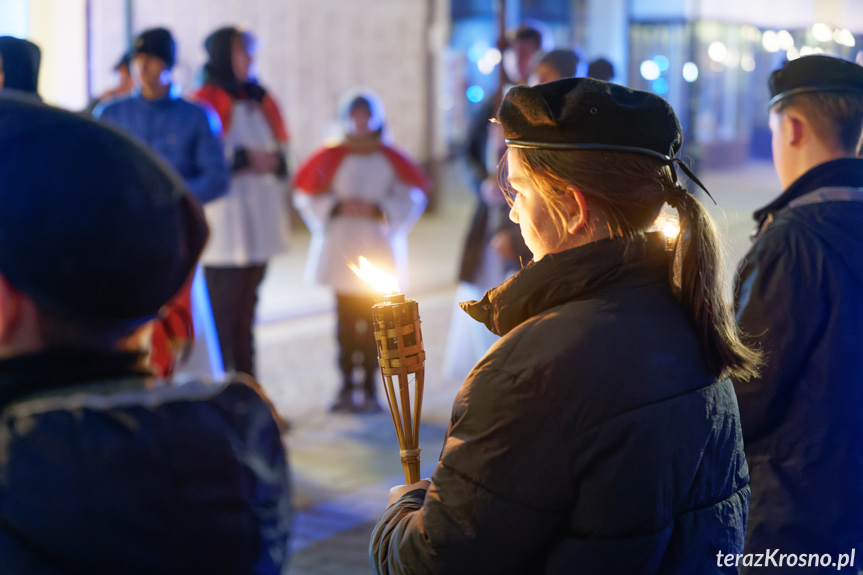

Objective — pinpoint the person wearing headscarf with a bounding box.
[0,36,41,98]
[193,26,291,379]
[293,90,428,413]
[370,77,760,573]
[0,96,291,574]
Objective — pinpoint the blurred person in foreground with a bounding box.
[0,95,291,574]
[732,55,863,572]
[370,77,761,574]
[194,26,291,379]
[293,90,428,413]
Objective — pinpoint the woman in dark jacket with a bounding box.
[370,78,761,574]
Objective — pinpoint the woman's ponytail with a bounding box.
[671,184,761,381]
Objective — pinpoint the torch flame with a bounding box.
[349,256,400,294]
[655,212,680,240]
[662,220,680,240]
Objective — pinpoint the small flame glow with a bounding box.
[655,212,681,240]
[662,220,681,239]
[349,256,400,294]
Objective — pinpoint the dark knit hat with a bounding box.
[134,27,176,69]
[769,55,863,109]
[0,95,208,324]
[0,36,41,95]
[499,77,682,160]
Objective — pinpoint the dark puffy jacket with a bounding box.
[733,159,863,571]
[0,349,291,574]
[371,233,749,574]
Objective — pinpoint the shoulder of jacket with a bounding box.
[0,375,271,421]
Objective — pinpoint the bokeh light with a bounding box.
[762,30,780,52]
[652,78,669,95]
[811,23,833,43]
[466,85,485,103]
[682,62,699,82]
[653,55,670,73]
[640,60,660,81]
[777,30,795,51]
[708,41,727,63]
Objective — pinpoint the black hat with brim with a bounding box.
[0,94,208,325]
[768,55,863,109]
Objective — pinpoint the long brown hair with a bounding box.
[502,147,761,381]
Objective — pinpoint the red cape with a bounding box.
[293,143,430,195]
[193,84,289,143]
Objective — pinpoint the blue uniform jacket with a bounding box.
[95,90,229,203]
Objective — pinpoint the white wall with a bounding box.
[88,0,128,101]
[585,0,629,84]
[0,0,29,37]
[87,0,434,162]
[28,0,88,109]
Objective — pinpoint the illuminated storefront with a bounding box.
[627,1,862,166]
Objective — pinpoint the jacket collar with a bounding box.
[133,84,181,102]
[0,348,148,412]
[753,158,863,223]
[461,232,669,336]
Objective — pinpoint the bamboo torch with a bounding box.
[351,258,426,484]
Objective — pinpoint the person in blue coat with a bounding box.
[95,27,229,204]
[733,55,863,572]
[370,78,761,574]
[0,95,291,574]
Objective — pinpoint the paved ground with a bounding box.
[248,158,780,573]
